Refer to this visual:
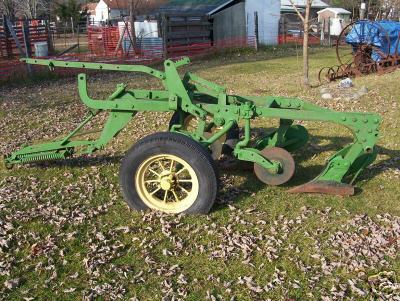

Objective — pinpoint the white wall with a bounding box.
[245,0,280,45]
[136,21,159,38]
[118,21,159,38]
[95,0,109,22]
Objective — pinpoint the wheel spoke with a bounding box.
[163,190,168,202]
[149,168,160,177]
[178,185,190,195]
[158,160,165,171]
[171,190,180,202]
[178,179,192,183]
[150,187,161,196]
[145,180,159,184]
[341,52,353,57]
[175,167,187,176]
[170,159,175,172]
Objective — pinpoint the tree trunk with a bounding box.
[303,2,310,86]
[71,17,74,37]
[129,1,137,50]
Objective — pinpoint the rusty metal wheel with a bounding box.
[254,147,295,186]
[318,66,336,83]
[336,21,390,74]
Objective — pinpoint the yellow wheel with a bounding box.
[120,132,218,214]
[135,154,199,213]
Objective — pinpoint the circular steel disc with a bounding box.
[254,147,295,186]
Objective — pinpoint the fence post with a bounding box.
[282,16,286,44]
[3,16,13,59]
[328,17,331,46]
[45,19,54,54]
[161,14,168,58]
[320,20,324,45]
[77,23,80,53]
[22,20,32,57]
[22,19,32,75]
[254,11,259,50]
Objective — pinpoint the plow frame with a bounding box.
[5,57,381,196]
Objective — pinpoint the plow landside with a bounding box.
[4,57,382,197]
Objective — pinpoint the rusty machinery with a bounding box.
[319,20,400,83]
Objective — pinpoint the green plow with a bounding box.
[4,57,382,214]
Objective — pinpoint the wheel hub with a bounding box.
[159,172,176,191]
[269,160,283,175]
[135,154,200,213]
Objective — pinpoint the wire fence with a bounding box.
[0,15,330,82]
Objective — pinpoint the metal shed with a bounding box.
[210,0,281,45]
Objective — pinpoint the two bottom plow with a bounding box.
[4,57,382,214]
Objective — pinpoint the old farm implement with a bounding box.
[5,58,381,214]
[319,20,400,82]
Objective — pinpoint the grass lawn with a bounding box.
[0,47,399,300]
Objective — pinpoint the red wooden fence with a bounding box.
[0,20,51,59]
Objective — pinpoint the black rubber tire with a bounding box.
[119,132,218,214]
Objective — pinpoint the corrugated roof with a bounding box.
[317,7,351,15]
[281,5,304,12]
[103,0,129,9]
[281,0,329,8]
[159,0,232,13]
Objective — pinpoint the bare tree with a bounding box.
[129,0,141,48]
[0,0,18,20]
[15,0,49,19]
[379,0,400,19]
[290,0,312,86]
[127,0,161,47]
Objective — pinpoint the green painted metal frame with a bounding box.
[4,57,382,191]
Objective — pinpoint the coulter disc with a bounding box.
[254,147,295,186]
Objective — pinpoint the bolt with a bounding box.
[352,118,357,122]
[342,117,347,121]
[215,117,225,126]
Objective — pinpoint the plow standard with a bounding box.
[5,58,381,214]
